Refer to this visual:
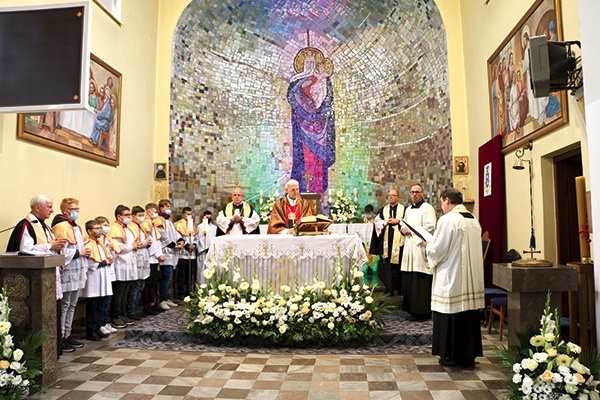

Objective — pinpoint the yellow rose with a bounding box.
[574,373,586,384]
[546,348,557,357]
[365,310,372,319]
[0,360,9,369]
[540,370,554,382]
[301,307,310,315]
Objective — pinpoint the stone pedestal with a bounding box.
[493,263,577,346]
[0,253,64,387]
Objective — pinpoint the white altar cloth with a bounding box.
[205,234,368,289]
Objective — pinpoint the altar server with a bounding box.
[52,198,91,352]
[82,220,113,341]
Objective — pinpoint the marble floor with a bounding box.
[31,321,510,400]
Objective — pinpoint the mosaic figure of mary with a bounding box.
[287,47,335,193]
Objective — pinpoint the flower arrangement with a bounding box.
[0,288,44,400]
[259,190,279,223]
[187,253,394,345]
[329,189,358,223]
[495,291,600,400]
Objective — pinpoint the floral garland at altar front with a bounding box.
[187,254,394,345]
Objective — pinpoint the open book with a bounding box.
[400,219,434,243]
[296,214,332,235]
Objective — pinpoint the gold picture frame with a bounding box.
[454,156,469,175]
[154,163,167,181]
[487,0,568,154]
[17,54,122,166]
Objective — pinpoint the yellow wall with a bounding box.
[456,0,587,263]
[0,0,160,249]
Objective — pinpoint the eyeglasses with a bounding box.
[121,213,132,217]
[410,191,423,194]
[67,207,80,211]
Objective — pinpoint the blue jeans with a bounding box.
[159,265,174,302]
[127,279,145,316]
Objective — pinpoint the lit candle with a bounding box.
[575,176,591,263]
[202,216,208,235]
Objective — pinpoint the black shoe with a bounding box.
[62,340,76,353]
[128,313,142,320]
[439,358,456,367]
[111,318,127,329]
[86,333,102,341]
[66,337,84,348]
[96,331,109,339]
[144,308,158,316]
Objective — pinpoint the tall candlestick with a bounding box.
[353,187,358,203]
[202,217,208,235]
[575,176,591,263]
[260,190,263,206]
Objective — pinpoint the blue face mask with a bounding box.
[69,212,79,221]
[101,226,110,235]
[123,217,132,225]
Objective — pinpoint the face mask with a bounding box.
[137,216,145,224]
[68,212,78,221]
[165,209,172,216]
[101,226,110,235]
[151,213,159,220]
[123,217,132,225]
[92,231,102,239]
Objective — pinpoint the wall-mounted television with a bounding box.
[0,2,91,113]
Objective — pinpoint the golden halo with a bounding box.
[293,47,325,73]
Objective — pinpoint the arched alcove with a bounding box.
[170,0,452,214]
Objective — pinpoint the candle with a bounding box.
[575,176,591,262]
[202,217,208,236]
[187,215,194,234]
[353,187,358,203]
[329,188,333,199]
[260,190,263,206]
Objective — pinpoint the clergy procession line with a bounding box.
[6,178,483,369]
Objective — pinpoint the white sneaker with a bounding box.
[165,300,178,308]
[100,326,111,335]
[158,301,171,310]
[105,324,118,333]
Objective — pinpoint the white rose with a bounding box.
[12,349,24,362]
[521,358,539,371]
[512,373,522,383]
[327,322,335,330]
[203,269,214,280]
[532,352,548,363]
[364,296,373,304]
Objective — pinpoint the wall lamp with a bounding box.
[511,141,552,267]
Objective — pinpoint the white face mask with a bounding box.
[151,213,159,220]
[165,209,172,216]
[123,217,132,225]
[137,216,145,224]
[101,226,110,235]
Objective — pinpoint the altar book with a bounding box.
[295,214,332,235]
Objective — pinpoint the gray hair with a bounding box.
[30,194,53,209]
[285,179,299,189]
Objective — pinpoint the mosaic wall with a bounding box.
[170,0,452,218]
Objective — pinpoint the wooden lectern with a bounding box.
[0,253,65,387]
[493,263,577,346]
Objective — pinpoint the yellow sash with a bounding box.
[224,202,252,218]
[51,220,77,244]
[103,234,121,254]
[108,223,127,241]
[26,215,49,244]
[141,219,161,240]
[85,238,111,263]
[174,218,199,237]
[382,204,405,264]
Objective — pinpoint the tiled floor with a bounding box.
[32,325,510,400]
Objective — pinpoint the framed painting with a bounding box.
[487,0,568,153]
[454,156,469,175]
[154,163,167,180]
[17,54,122,166]
[92,0,122,25]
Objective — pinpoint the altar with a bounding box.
[205,234,368,289]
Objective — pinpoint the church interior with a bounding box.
[0,0,599,398]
